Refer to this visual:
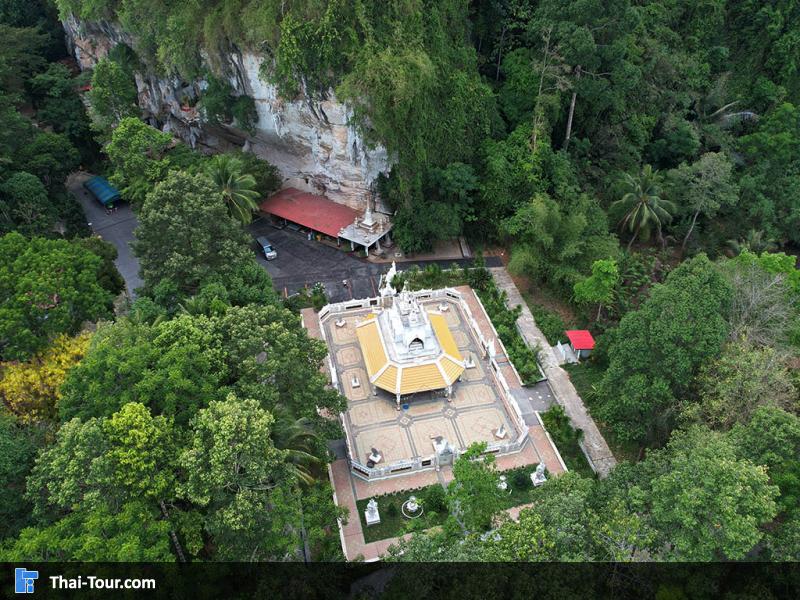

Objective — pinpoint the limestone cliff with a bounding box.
[62,16,391,210]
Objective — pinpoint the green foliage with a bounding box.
[0,23,47,97]
[204,154,260,224]
[59,303,339,425]
[738,103,800,245]
[506,189,618,295]
[0,233,113,361]
[540,406,593,477]
[596,255,732,445]
[179,393,300,560]
[88,57,138,129]
[0,413,42,539]
[226,149,281,197]
[687,339,797,430]
[648,427,778,560]
[133,171,253,295]
[0,172,54,236]
[14,132,80,190]
[474,281,542,385]
[447,443,504,533]
[2,500,173,561]
[74,236,125,297]
[730,407,800,519]
[105,118,173,204]
[611,165,677,249]
[573,258,620,321]
[199,75,258,134]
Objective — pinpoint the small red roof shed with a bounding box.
[259,187,358,238]
[566,330,595,351]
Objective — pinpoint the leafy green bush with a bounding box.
[200,76,258,133]
[530,303,567,345]
[310,282,328,311]
[421,484,446,513]
[511,468,530,490]
[232,95,258,134]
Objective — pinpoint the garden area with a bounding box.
[540,406,595,477]
[357,485,449,543]
[357,465,549,542]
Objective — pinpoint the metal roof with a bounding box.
[83,176,121,206]
[566,329,595,351]
[259,187,358,238]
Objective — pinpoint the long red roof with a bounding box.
[259,187,358,238]
[565,330,595,351]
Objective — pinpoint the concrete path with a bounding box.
[490,267,617,477]
[68,172,142,298]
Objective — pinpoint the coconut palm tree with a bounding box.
[270,405,326,487]
[612,165,677,250]
[205,154,260,225]
[724,229,778,257]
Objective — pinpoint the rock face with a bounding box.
[62,16,391,210]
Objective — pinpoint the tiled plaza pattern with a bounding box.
[322,296,519,468]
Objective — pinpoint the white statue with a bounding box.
[406,496,419,512]
[380,262,398,297]
[498,475,508,491]
[365,498,381,526]
[531,462,547,487]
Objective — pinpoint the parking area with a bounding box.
[248,218,501,303]
[68,172,142,297]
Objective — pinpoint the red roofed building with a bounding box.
[259,187,392,253]
[565,330,595,359]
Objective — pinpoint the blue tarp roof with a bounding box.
[83,176,121,206]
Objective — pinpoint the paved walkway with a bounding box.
[490,268,617,477]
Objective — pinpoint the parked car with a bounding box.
[256,236,278,260]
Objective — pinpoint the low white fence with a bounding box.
[323,287,534,482]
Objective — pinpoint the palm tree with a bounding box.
[205,154,260,225]
[724,229,778,257]
[612,165,676,250]
[270,405,326,487]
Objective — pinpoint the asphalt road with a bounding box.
[69,177,498,304]
[68,174,143,298]
[248,218,501,303]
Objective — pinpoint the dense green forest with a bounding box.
[1,0,799,563]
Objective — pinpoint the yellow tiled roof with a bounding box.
[355,318,387,377]
[429,313,462,362]
[374,364,398,393]
[356,309,465,396]
[440,356,464,383]
[398,363,445,395]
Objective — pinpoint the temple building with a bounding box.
[355,286,465,408]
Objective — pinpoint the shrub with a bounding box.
[386,502,398,518]
[530,303,567,345]
[511,468,530,490]
[422,485,446,513]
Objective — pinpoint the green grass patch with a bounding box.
[540,405,596,478]
[356,485,448,543]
